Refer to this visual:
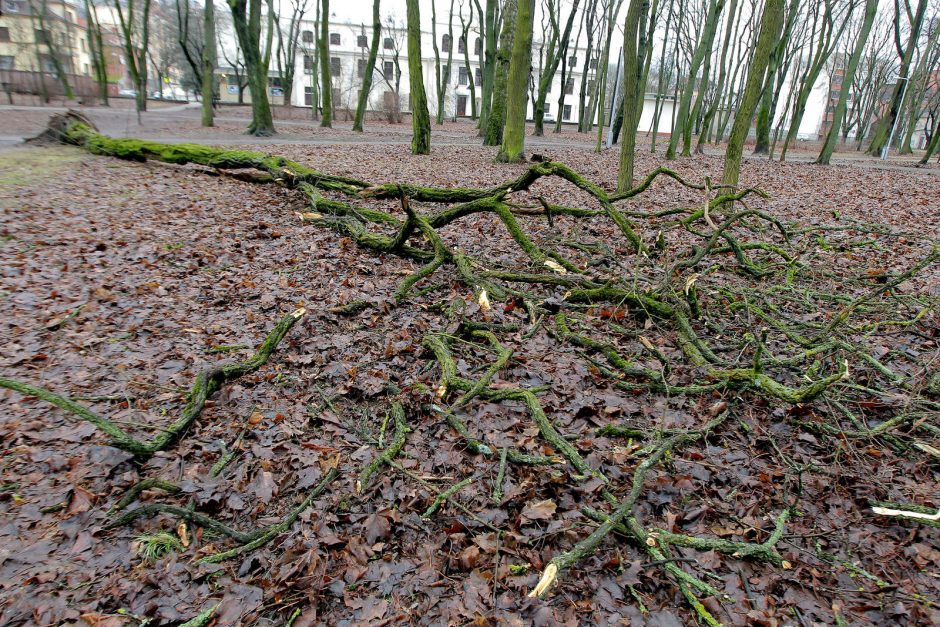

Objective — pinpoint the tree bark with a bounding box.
[354,0,382,131]
[228,0,276,135]
[722,0,784,186]
[484,0,517,146]
[497,0,535,162]
[407,0,432,154]
[202,0,217,127]
[616,0,645,190]
[318,0,333,127]
[817,0,877,165]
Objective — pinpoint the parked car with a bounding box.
[118,89,137,97]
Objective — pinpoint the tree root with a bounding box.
[200,468,338,563]
[422,477,472,518]
[356,402,409,494]
[0,308,305,457]
[108,468,338,562]
[110,478,181,513]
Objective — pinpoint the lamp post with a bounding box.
[881,75,909,161]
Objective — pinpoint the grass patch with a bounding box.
[0,146,85,187]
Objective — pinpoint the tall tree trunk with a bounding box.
[753,0,797,154]
[354,0,382,131]
[460,9,478,119]
[817,0,877,165]
[477,0,499,130]
[593,0,624,152]
[84,0,109,105]
[617,0,645,190]
[576,0,598,133]
[406,0,431,153]
[532,0,581,137]
[484,0,517,146]
[867,0,928,156]
[666,0,723,160]
[318,0,333,127]
[432,0,456,125]
[497,0,535,162]
[696,0,737,152]
[649,0,675,153]
[202,0,217,127]
[722,0,784,186]
[229,0,275,134]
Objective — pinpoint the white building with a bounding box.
[219,16,598,124]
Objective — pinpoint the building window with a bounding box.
[588,79,595,93]
[330,33,340,46]
[39,54,57,73]
[563,104,572,120]
[304,54,315,73]
[442,34,451,52]
[458,66,468,85]
[564,77,574,95]
[330,57,341,76]
[458,36,466,53]
[474,68,481,86]
[569,55,577,67]
[3,0,24,12]
[0,56,14,70]
[544,102,550,114]
[332,87,341,103]
[0,27,10,42]
[358,34,368,47]
[304,85,313,106]
[475,38,482,56]
[383,61,394,80]
[357,58,366,77]
[441,64,450,83]
[35,29,49,43]
[302,30,314,43]
[590,57,598,70]
[383,37,394,50]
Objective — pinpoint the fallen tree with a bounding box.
[3,111,938,620]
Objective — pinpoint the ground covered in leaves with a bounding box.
[0,128,938,626]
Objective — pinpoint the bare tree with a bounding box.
[274,0,308,109]
[353,0,381,130]
[722,0,785,186]
[114,0,152,116]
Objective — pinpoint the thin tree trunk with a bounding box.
[617,0,645,190]
[666,0,723,160]
[817,0,877,165]
[202,0,216,127]
[318,0,333,127]
[867,0,928,156]
[722,0,784,186]
[696,0,737,153]
[406,0,431,153]
[354,0,382,131]
[484,0,517,146]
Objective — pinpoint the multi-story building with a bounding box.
[216,16,598,124]
[291,19,596,122]
[0,0,95,97]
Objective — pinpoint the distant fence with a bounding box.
[0,70,98,100]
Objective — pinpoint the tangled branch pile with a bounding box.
[4,112,938,623]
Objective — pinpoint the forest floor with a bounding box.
[0,110,938,626]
